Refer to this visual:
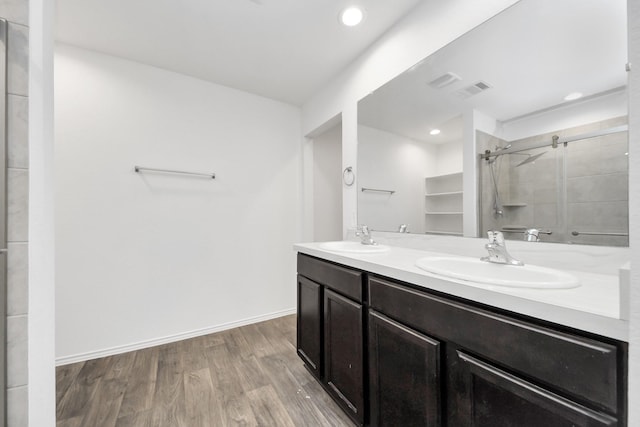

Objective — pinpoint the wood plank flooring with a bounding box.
[56,315,355,427]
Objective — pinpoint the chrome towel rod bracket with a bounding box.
[134,166,215,179]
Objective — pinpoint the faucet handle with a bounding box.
[357,225,376,245]
[487,230,505,244]
[356,225,369,236]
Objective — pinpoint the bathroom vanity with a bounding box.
[295,240,628,426]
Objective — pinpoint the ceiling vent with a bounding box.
[456,81,492,99]
[427,72,461,89]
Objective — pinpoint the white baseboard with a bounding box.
[55,307,297,366]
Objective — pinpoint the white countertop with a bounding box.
[294,235,629,341]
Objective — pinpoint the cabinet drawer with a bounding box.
[298,254,363,302]
[369,276,620,414]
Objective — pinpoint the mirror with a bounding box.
[357,0,628,245]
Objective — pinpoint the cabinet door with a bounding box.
[369,311,441,427]
[297,275,322,377]
[324,289,364,424]
[450,350,618,427]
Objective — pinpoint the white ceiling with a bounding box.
[358,0,628,143]
[55,0,422,106]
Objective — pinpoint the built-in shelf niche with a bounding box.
[425,172,463,235]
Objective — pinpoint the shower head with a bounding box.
[516,151,546,167]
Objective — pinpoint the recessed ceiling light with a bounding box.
[564,92,583,101]
[340,7,364,27]
[430,129,441,135]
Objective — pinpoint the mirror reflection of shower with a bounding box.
[484,147,557,217]
[485,144,550,219]
[485,145,510,217]
[479,117,629,247]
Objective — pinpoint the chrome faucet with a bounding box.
[356,225,377,245]
[398,224,408,233]
[524,228,552,242]
[481,231,523,266]
[524,228,540,242]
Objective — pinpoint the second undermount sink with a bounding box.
[319,241,390,254]
[415,256,580,289]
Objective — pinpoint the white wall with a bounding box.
[501,90,628,141]
[312,123,342,241]
[434,140,463,176]
[358,125,437,233]
[29,0,56,424]
[54,45,301,361]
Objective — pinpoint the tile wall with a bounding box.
[1,0,29,425]
[479,117,629,246]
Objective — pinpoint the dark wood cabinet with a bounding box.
[370,275,625,427]
[296,253,627,426]
[449,349,618,427]
[324,289,364,423]
[368,310,441,427]
[297,254,365,425]
[296,275,322,378]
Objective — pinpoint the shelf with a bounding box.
[425,172,463,236]
[502,202,527,207]
[425,172,463,194]
[425,191,463,197]
[425,211,463,215]
[424,230,464,236]
[425,171,463,181]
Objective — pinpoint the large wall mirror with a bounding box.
[357,0,628,246]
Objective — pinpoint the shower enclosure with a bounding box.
[479,117,629,246]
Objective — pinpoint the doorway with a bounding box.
[307,117,343,242]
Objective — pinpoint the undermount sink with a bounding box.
[319,241,390,254]
[415,256,580,289]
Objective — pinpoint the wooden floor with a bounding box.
[56,315,355,427]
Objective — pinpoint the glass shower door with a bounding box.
[478,120,629,246]
[502,145,563,242]
[479,144,563,242]
[564,123,629,246]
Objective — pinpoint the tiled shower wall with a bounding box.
[479,117,629,246]
[1,0,29,425]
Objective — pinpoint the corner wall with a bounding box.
[28,0,56,425]
[54,45,302,361]
[358,125,438,233]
